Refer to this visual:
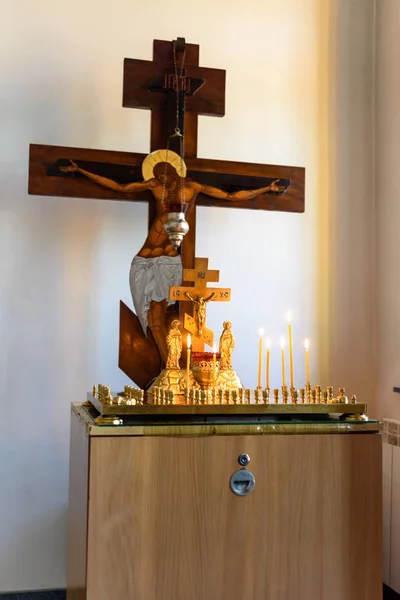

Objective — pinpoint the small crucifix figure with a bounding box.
[169,258,230,352]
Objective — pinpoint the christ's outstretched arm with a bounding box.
[185,292,197,304]
[60,160,155,193]
[198,179,287,201]
[203,292,216,303]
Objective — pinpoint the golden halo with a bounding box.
[142,149,187,181]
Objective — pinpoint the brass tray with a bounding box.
[74,403,381,436]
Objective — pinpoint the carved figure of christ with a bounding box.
[60,157,285,344]
[60,159,286,260]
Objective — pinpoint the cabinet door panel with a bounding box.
[87,434,382,600]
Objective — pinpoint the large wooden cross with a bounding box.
[169,258,230,351]
[28,37,305,389]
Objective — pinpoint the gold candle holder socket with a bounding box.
[311,389,317,404]
[232,390,238,404]
[239,388,245,404]
[327,386,334,403]
[292,389,299,404]
[262,389,270,404]
[98,384,112,404]
[218,389,224,404]
[306,383,312,404]
[299,388,305,404]
[281,385,288,404]
[315,385,322,404]
[273,388,280,404]
[245,389,251,404]
[195,389,201,405]
[322,390,328,404]
[337,387,349,404]
[351,394,357,404]
[124,385,134,401]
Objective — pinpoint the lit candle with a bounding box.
[186,334,191,390]
[212,343,217,385]
[305,338,310,386]
[287,311,294,388]
[258,329,264,388]
[265,338,270,389]
[281,336,286,387]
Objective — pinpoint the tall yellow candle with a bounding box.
[212,343,217,385]
[258,329,264,388]
[281,336,286,387]
[305,338,310,386]
[186,334,191,390]
[287,311,294,388]
[265,338,270,389]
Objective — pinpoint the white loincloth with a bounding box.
[129,255,182,333]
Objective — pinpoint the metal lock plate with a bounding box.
[230,469,256,496]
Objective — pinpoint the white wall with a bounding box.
[376,0,400,421]
[0,0,375,592]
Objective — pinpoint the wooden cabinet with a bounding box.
[67,405,382,600]
[383,441,400,593]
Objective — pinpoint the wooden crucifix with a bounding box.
[169,258,230,351]
[28,37,305,390]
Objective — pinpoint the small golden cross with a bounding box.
[169,257,231,351]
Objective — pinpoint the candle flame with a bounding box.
[266,337,271,349]
[305,338,309,350]
[287,310,292,323]
[281,336,285,348]
[187,333,191,349]
[258,328,264,337]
